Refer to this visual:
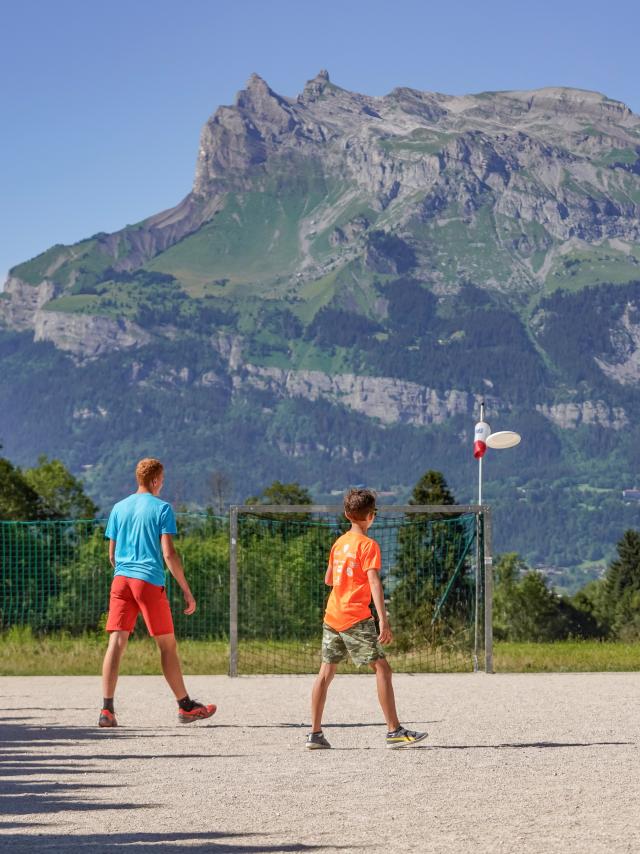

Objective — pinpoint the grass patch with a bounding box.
[0,628,229,676]
[43,294,103,314]
[544,242,640,293]
[2,630,639,676]
[493,641,640,672]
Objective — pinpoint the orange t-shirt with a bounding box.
[324,530,382,631]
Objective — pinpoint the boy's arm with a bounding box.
[324,565,333,586]
[367,569,392,645]
[108,540,116,568]
[161,533,196,615]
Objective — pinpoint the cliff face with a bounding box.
[34,311,150,358]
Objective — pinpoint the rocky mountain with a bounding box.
[3,71,640,581]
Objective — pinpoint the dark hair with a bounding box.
[344,487,377,520]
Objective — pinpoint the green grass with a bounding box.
[494,641,640,672]
[594,147,639,167]
[147,167,334,293]
[294,269,342,322]
[2,630,639,676]
[43,294,103,313]
[411,202,517,288]
[10,244,69,284]
[378,129,455,156]
[544,242,640,293]
[0,628,229,676]
[12,236,117,290]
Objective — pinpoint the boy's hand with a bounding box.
[378,619,393,645]
[183,591,196,615]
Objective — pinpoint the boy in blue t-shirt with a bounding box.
[99,458,216,727]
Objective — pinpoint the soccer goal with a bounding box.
[229,504,493,676]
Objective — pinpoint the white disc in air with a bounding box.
[485,430,521,450]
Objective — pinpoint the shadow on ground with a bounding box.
[0,830,352,852]
[432,741,632,750]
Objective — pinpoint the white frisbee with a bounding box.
[486,430,521,450]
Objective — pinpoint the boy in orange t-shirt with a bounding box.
[306,488,427,750]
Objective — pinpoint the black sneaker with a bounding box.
[306,731,331,749]
[385,726,427,749]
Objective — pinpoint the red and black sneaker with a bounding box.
[178,700,217,724]
[98,709,118,728]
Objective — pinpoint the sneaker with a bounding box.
[177,700,217,724]
[98,709,118,728]
[305,731,332,750]
[385,726,428,749]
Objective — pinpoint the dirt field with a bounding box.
[1,673,638,853]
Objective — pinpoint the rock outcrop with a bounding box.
[1,277,60,330]
[536,401,629,430]
[33,310,150,359]
[595,305,640,386]
[234,364,502,427]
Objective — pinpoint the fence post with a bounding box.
[483,506,494,674]
[473,510,481,673]
[229,506,239,677]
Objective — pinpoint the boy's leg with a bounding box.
[370,658,400,732]
[103,577,138,698]
[139,581,215,722]
[154,633,188,699]
[370,658,428,748]
[101,630,130,719]
[311,662,337,732]
[154,633,216,722]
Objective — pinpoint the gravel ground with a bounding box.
[0,673,638,853]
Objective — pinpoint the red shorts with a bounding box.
[106,576,174,637]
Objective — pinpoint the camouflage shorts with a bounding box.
[322,617,386,667]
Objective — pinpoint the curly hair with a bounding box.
[135,458,164,489]
[343,487,377,520]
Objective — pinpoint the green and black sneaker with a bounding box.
[306,731,332,750]
[386,726,428,749]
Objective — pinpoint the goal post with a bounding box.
[229,504,493,676]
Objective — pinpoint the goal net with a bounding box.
[230,504,491,674]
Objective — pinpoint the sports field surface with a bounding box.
[1,673,638,853]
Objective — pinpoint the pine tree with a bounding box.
[390,471,472,649]
[604,529,640,639]
[409,470,455,508]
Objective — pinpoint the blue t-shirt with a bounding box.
[105,493,177,587]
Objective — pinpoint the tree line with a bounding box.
[1,452,638,642]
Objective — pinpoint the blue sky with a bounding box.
[2,0,638,281]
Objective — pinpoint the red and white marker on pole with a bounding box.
[474,401,521,505]
[474,417,491,461]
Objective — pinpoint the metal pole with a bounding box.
[229,505,239,677]
[473,402,485,672]
[483,506,494,674]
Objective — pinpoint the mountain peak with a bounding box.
[233,72,294,123]
[244,72,271,94]
[300,69,334,102]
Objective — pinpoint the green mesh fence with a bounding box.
[0,508,487,674]
[234,509,484,674]
[0,515,229,640]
